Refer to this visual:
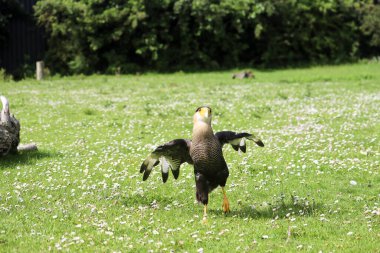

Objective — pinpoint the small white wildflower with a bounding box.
[105,231,114,236]
[350,180,357,186]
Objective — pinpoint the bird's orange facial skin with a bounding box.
[194,106,212,125]
[199,107,210,118]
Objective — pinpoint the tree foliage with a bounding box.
[33,0,380,74]
[360,3,380,47]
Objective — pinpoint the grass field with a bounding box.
[1,63,379,252]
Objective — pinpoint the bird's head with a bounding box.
[193,106,212,125]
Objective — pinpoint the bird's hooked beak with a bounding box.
[194,106,212,125]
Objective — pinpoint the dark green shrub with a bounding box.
[254,0,359,66]
[35,0,147,74]
[33,0,378,74]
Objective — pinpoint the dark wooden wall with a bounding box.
[0,0,45,78]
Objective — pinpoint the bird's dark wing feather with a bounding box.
[140,139,193,183]
[215,131,264,153]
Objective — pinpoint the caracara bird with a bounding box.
[140,106,264,222]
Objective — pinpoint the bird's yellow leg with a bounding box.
[222,187,230,213]
[202,205,208,224]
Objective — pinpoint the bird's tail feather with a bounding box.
[247,135,264,147]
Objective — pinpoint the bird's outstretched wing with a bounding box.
[215,131,264,153]
[140,139,193,183]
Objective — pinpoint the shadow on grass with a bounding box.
[209,198,322,220]
[123,192,322,221]
[121,194,178,208]
[0,151,55,169]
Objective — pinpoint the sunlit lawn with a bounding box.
[1,63,379,252]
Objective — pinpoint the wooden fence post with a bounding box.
[36,61,44,80]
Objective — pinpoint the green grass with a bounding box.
[1,63,379,252]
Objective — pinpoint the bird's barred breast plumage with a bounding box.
[190,136,226,175]
[190,121,229,193]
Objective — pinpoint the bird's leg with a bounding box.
[202,204,208,224]
[221,187,230,213]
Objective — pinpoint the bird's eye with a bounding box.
[196,107,201,112]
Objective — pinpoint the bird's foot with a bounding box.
[222,196,230,213]
[202,215,208,225]
[202,204,208,224]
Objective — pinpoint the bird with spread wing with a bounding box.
[140,106,264,222]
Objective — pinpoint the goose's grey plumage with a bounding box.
[140,106,264,222]
[0,96,20,155]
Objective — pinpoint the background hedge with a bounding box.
[28,0,380,74]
